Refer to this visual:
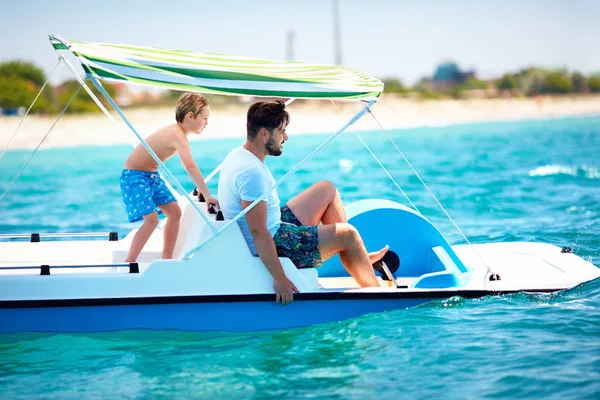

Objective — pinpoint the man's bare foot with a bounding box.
[368,245,389,265]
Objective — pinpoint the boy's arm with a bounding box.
[176,137,215,205]
[242,200,298,305]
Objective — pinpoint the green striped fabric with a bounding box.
[49,35,383,101]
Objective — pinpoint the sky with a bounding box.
[1,0,599,85]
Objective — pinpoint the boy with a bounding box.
[120,92,218,262]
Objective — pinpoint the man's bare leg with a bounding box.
[317,223,385,287]
[287,180,388,265]
[368,245,389,264]
[125,212,159,263]
[158,202,182,259]
[285,180,346,226]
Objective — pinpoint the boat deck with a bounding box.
[0,237,418,290]
[0,240,118,268]
[0,227,166,269]
[319,277,416,289]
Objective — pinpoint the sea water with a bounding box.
[0,115,599,399]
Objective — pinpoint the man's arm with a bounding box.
[243,200,299,305]
[176,137,218,208]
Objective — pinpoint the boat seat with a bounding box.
[111,195,218,263]
[111,229,163,263]
[1,240,115,267]
[111,197,320,290]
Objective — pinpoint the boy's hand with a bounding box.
[206,196,220,211]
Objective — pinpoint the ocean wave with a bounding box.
[529,164,600,179]
[338,159,353,173]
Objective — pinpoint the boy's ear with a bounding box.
[186,111,194,121]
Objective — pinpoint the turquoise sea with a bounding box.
[0,115,599,399]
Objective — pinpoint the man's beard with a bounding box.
[265,136,283,156]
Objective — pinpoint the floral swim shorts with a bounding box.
[120,169,177,222]
[273,205,322,269]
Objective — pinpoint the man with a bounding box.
[218,101,388,305]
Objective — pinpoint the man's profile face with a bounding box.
[265,122,288,157]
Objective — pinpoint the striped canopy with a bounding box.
[49,35,383,101]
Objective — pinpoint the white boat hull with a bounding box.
[1,199,598,333]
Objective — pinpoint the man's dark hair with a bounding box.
[247,100,290,139]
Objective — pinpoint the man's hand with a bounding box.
[273,277,299,305]
[204,195,220,211]
[243,200,298,305]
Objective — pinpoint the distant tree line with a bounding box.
[494,68,600,95]
[2,60,600,114]
[382,63,600,99]
[0,61,116,114]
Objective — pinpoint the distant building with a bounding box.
[286,31,295,62]
[113,82,132,107]
[0,107,26,116]
[432,62,475,92]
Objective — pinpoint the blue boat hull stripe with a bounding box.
[0,289,562,309]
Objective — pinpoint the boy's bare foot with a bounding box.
[368,245,389,265]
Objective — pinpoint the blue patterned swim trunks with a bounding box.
[120,169,177,222]
[273,205,322,269]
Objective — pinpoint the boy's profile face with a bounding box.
[189,105,210,134]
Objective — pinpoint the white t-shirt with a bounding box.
[217,146,282,255]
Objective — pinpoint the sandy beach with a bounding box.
[1,95,600,150]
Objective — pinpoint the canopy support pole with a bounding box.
[57,56,121,128]
[56,53,218,235]
[183,100,376,260]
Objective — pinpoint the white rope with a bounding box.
[366,109,498,280]
[0,59,62,163]
[329,101,419,211]
[0,83,84,202]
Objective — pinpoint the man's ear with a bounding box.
[259,127,269,142]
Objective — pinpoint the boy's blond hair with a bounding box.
[175,93,209,123]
